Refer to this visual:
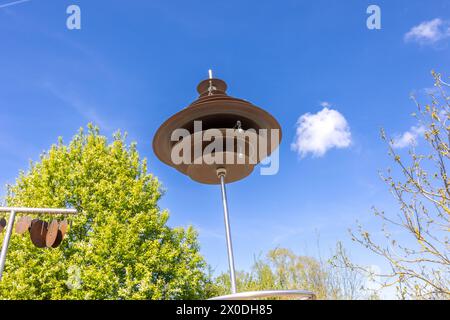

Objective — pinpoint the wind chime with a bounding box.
[152,72,318,299]
[0,207,78,281]
[15,216,70,248]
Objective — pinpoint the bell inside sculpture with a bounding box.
[172,126,259,184]
[153,77,282,185]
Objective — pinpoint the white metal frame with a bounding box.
[209,289,316,300]
[0,207,78,281]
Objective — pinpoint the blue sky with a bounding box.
[1,0,449,295]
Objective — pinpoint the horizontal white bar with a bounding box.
[209,289,316,300]
[0,207,78,214]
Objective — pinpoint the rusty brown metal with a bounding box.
[59,219,68,237]
[0,218,6,233]
[46,220,59,247]
[152,78,282,184]
[29,219,38,229]
[15,216,32,235]
[172,128,257,184]
[51,230,63,248]
[29,220,48,248]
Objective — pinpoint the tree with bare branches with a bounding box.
[334,71,450,299]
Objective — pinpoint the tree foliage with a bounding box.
[0,125,211,299]
[335,72,450,299]
[214,247,367,300]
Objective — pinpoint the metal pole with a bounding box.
[217,168,237,294]
[0,207,77,215]
[0,210,16,281]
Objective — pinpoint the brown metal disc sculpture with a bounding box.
[0,218,6,233]
[59,219,69,237]
[152,74,282,295]
[46,219,59,247]
[153,77,282,184]
[29,220,48,248]
[29,218,38,230]
[51,230,64,248]
[15,216,32,235]
[0,207,78,281]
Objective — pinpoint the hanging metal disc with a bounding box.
[29,219,38,230]
[29,220,48,248]
[46,220,59,247]
[0,218,6,233]
[59,219,69,237]
[15,216,32,235]
[51,230,63,248]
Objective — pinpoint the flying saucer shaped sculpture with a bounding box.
[152,77,282,184]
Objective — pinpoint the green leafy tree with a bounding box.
[214,247,366,300]
[0,125,211,299]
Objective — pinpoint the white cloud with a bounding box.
[291,107,352,158]
[404,18,450,44]
[391,125,425,149]
[319,101,331,108]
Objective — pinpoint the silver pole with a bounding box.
[0,207,77,215]
[0,210,16,281]
[217,169,237,294]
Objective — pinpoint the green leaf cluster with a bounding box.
[0,125,210,299]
